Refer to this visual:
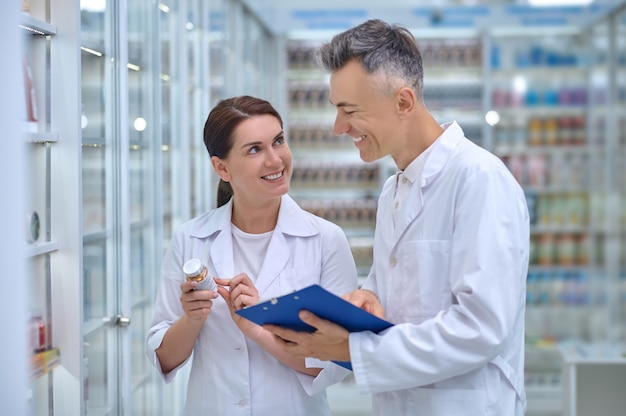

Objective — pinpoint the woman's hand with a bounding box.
[179,280,219,326]
[214,273,260,334]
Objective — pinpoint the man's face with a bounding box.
[329,59,399,163]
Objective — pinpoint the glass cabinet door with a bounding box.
[81,2,121,413]
[127,0,162,412]
[81,0,162,413]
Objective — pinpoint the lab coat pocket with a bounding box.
[409,387,486,415]
[398,240,451,319]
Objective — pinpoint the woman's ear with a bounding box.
[211,156,231,182]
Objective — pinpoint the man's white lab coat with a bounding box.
[350,122,529,416]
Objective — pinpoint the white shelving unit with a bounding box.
[19,0,84,413]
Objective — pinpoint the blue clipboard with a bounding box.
[235,284,393,370]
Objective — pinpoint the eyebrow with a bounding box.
[239,131,284,150]
[330,99,357,109]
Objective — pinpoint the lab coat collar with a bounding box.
[422,121,463,185]
[274,194,320,238]
[398,120,463,188]
[256,195,320,293]
[391,121,464,241]
[188,195,319,292]
[188,194,318,239]
[193,202,234,280]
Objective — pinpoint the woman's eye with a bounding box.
[248,146,259,154]
[275,136,286,145]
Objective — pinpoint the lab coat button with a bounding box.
[401,176,408,184]
[394,201,399,209]
[390,257,397,267]
[237,399,248,406]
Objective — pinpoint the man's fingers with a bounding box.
[264,324,300,342]
[298,310,319,326]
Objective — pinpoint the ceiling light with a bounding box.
[528,0,594,6]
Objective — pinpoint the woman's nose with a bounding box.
[265,147,282,165]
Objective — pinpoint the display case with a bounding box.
[486,7,626,412]
[285,40,379,281]
[21,9,60,414]
[20,0,84,414]
[421,37,484,148]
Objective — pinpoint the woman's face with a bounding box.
[212,114,292,207]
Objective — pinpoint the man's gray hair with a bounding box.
[316,19,424,99]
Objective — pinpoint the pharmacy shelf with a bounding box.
[24,132,59,144]
[30,348,60,382]
[25,241,59,258]
[19,15,57,36]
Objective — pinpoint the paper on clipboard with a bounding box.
[235,284,393,370]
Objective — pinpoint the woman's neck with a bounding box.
[231,197,281,234]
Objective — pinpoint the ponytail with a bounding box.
[217,179,233,208]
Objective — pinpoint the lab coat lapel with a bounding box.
[253,195,316,295]
[207,203,235,279]
[390,121,463,244]
[209,227,235,279]
[393,181,424,242]
[377,179,397,245]
[254,231,289,294]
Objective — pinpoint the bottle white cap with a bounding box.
[183,258,202,277]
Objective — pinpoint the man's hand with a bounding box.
[343,289,385,319]
[265,310,351,362]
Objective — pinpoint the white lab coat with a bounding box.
[147,195,357,416]
[350,122,529,416]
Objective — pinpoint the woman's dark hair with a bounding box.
[203,95,283,207]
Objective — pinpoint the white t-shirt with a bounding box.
[231,224,273,282]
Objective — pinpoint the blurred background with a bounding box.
[3,0,625,415]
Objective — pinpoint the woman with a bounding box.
[146,96,357,415]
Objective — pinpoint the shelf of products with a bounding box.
[489,16,626,413]
[20,12,59,347]
[422,38,484,147]
[20,8,63,416]
[30,348,61,382]
[286,40,381,281]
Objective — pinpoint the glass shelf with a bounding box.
[25,241,59,258]
[24,132,59,144]
[19,15,57,36]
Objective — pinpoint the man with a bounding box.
[266,19,529,415]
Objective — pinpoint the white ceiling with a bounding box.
[242,0,624,38]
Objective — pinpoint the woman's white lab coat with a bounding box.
[147,195,357,416]
[350,122,529,416]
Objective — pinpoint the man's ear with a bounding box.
[397,87,416,115]
[211,156,230,182]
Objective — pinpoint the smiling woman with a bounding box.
[208,111,293,227]
[146,96,359,416]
